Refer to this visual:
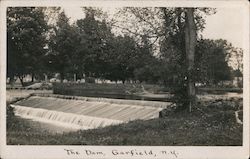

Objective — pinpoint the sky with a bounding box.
[64,7,244,49]
[201,8,244,49]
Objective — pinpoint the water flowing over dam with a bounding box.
[11,95,171,130]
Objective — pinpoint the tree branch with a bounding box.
[111,24,159,38]
[129,8,162,36]
[112,8,183,40]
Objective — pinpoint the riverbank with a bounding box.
[7,109,242,145]
[7,96,243,146]
[6,87,243,145]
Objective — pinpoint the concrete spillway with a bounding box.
[11,95,171,130]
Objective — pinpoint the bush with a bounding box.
[204,98,243,111]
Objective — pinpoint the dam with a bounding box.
[11,94,171,130]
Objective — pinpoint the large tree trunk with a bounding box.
[185,8,196,112]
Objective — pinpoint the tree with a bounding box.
[133,35,160,83]
[184,8,196,111]
[114,7,216,111]
[7,7,48,85]
[106,35,139,83]
[230,47,243,87]
[49,11,79,82]
[75,8,114,79]
[195,39,233,85]
[233,48,243,73]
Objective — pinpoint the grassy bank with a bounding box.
[52,83,172,102]
[53,83,242,95]
[7,98,242,146]
[198,87,243,94]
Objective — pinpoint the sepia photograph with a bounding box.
[0,0,249,159]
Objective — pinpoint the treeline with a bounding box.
[48,10,156,84]
[7,7,242,87]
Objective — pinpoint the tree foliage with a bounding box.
[75,8,113,78]
[7,7,241,103]
[7,7,48,85]
[195,39,233,85]
[48,11,79,81]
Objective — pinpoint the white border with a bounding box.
[0,0,249,159]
